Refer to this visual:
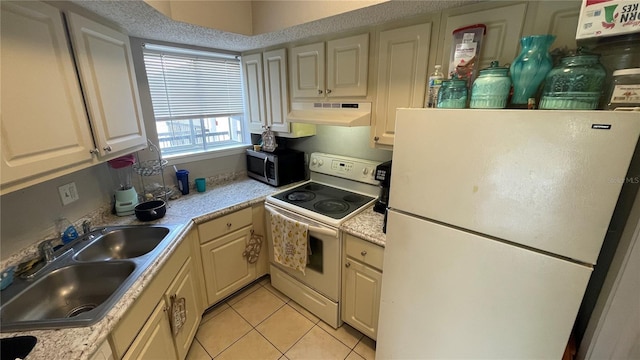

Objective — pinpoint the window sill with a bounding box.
[163,144,250,165]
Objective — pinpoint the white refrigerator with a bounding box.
[377,109,640,359]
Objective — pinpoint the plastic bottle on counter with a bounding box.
[425,65,444,108]
[56,217,78,245]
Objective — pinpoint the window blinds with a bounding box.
[143,46,243,121]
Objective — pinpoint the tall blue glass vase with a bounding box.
[509,35,556,104]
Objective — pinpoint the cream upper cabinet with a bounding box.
[290,42,325,99]
[524,0,581,51]
[243,49,315,137]
[263,49,290,133]
[0,1,96,193]
[372,23,431,148]
[326,34,369,98]
[66,12,147,158]
[242,53,267,133]
[290,33,369,99]
[439,2,527,76]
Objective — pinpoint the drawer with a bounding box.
[345,234,384,271]
[198,207,252,243]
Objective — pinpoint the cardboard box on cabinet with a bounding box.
[576,0,640,39]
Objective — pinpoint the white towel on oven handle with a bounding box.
[268,209,309,275]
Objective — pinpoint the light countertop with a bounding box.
[1,175,386,359]
[341,206,386,247]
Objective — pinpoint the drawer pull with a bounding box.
[227,222,232,228]
[361,250,367,256]
[345,262,351,268]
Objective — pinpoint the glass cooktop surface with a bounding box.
[272,182,374,219]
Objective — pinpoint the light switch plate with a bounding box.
[58,182,79,206]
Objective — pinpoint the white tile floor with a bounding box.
[186,277,376,360]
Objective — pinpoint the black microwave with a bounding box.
[246,149,305,186]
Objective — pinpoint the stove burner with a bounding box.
[304,184,323,191]
[314,199,349,214]
[286,191,316,202]
[343,194,366,203]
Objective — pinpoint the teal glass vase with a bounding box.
[509,35,556,105]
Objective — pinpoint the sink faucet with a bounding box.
[38,239,55,263]
[82,220,92,235]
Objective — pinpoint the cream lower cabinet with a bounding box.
[90,341,114,360]
[122,301,177,360]
[198,206,268,307]
[372,23,431,148]
[341,234,384,340]
[112,229,202,360]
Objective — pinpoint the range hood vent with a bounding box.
[287,102,371,127]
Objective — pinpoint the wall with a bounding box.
[0,164,113,260]
[287,125,392,163]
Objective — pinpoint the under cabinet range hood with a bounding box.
[287,102,371,126]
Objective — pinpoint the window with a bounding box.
[142,44,246,157]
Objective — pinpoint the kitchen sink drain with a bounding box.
[66,304,97,318]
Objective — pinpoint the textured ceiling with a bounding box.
[71,0,479,52]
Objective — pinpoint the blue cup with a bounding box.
[176,170,189,195]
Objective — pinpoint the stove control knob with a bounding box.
[362,168,369,175]
[318,159,324,166]
[311,158,317,166]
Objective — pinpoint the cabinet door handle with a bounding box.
[89,148,99,155]
[326,89,332,94]
[318,89,323,95]
[374,136,380,142]
[103,146,112,152]
[345,262,351,268]
[361,250,367,256]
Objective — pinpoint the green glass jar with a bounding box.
[539,51,606,110]
[437,79,468,108]
[470,61,511,108]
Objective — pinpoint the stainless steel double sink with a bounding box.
[0,224,184,332]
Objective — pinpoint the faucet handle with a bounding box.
[82,220,92,235]
[38,240,55,263]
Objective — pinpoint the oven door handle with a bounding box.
[265,204,339,238]
[308,225,338,238]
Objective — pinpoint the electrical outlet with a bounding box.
[58,182,79,206]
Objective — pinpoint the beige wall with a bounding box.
[143,0,387,35]
[252,1,387,34]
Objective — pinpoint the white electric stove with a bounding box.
[264,152,381,328]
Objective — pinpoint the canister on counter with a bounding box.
[607,68,640,110]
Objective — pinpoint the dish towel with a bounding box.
[270,211,309,274]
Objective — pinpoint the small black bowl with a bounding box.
[134,200,166,222]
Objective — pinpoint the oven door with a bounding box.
[264,204,340,302]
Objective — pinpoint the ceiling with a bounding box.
[71,0,479,52]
